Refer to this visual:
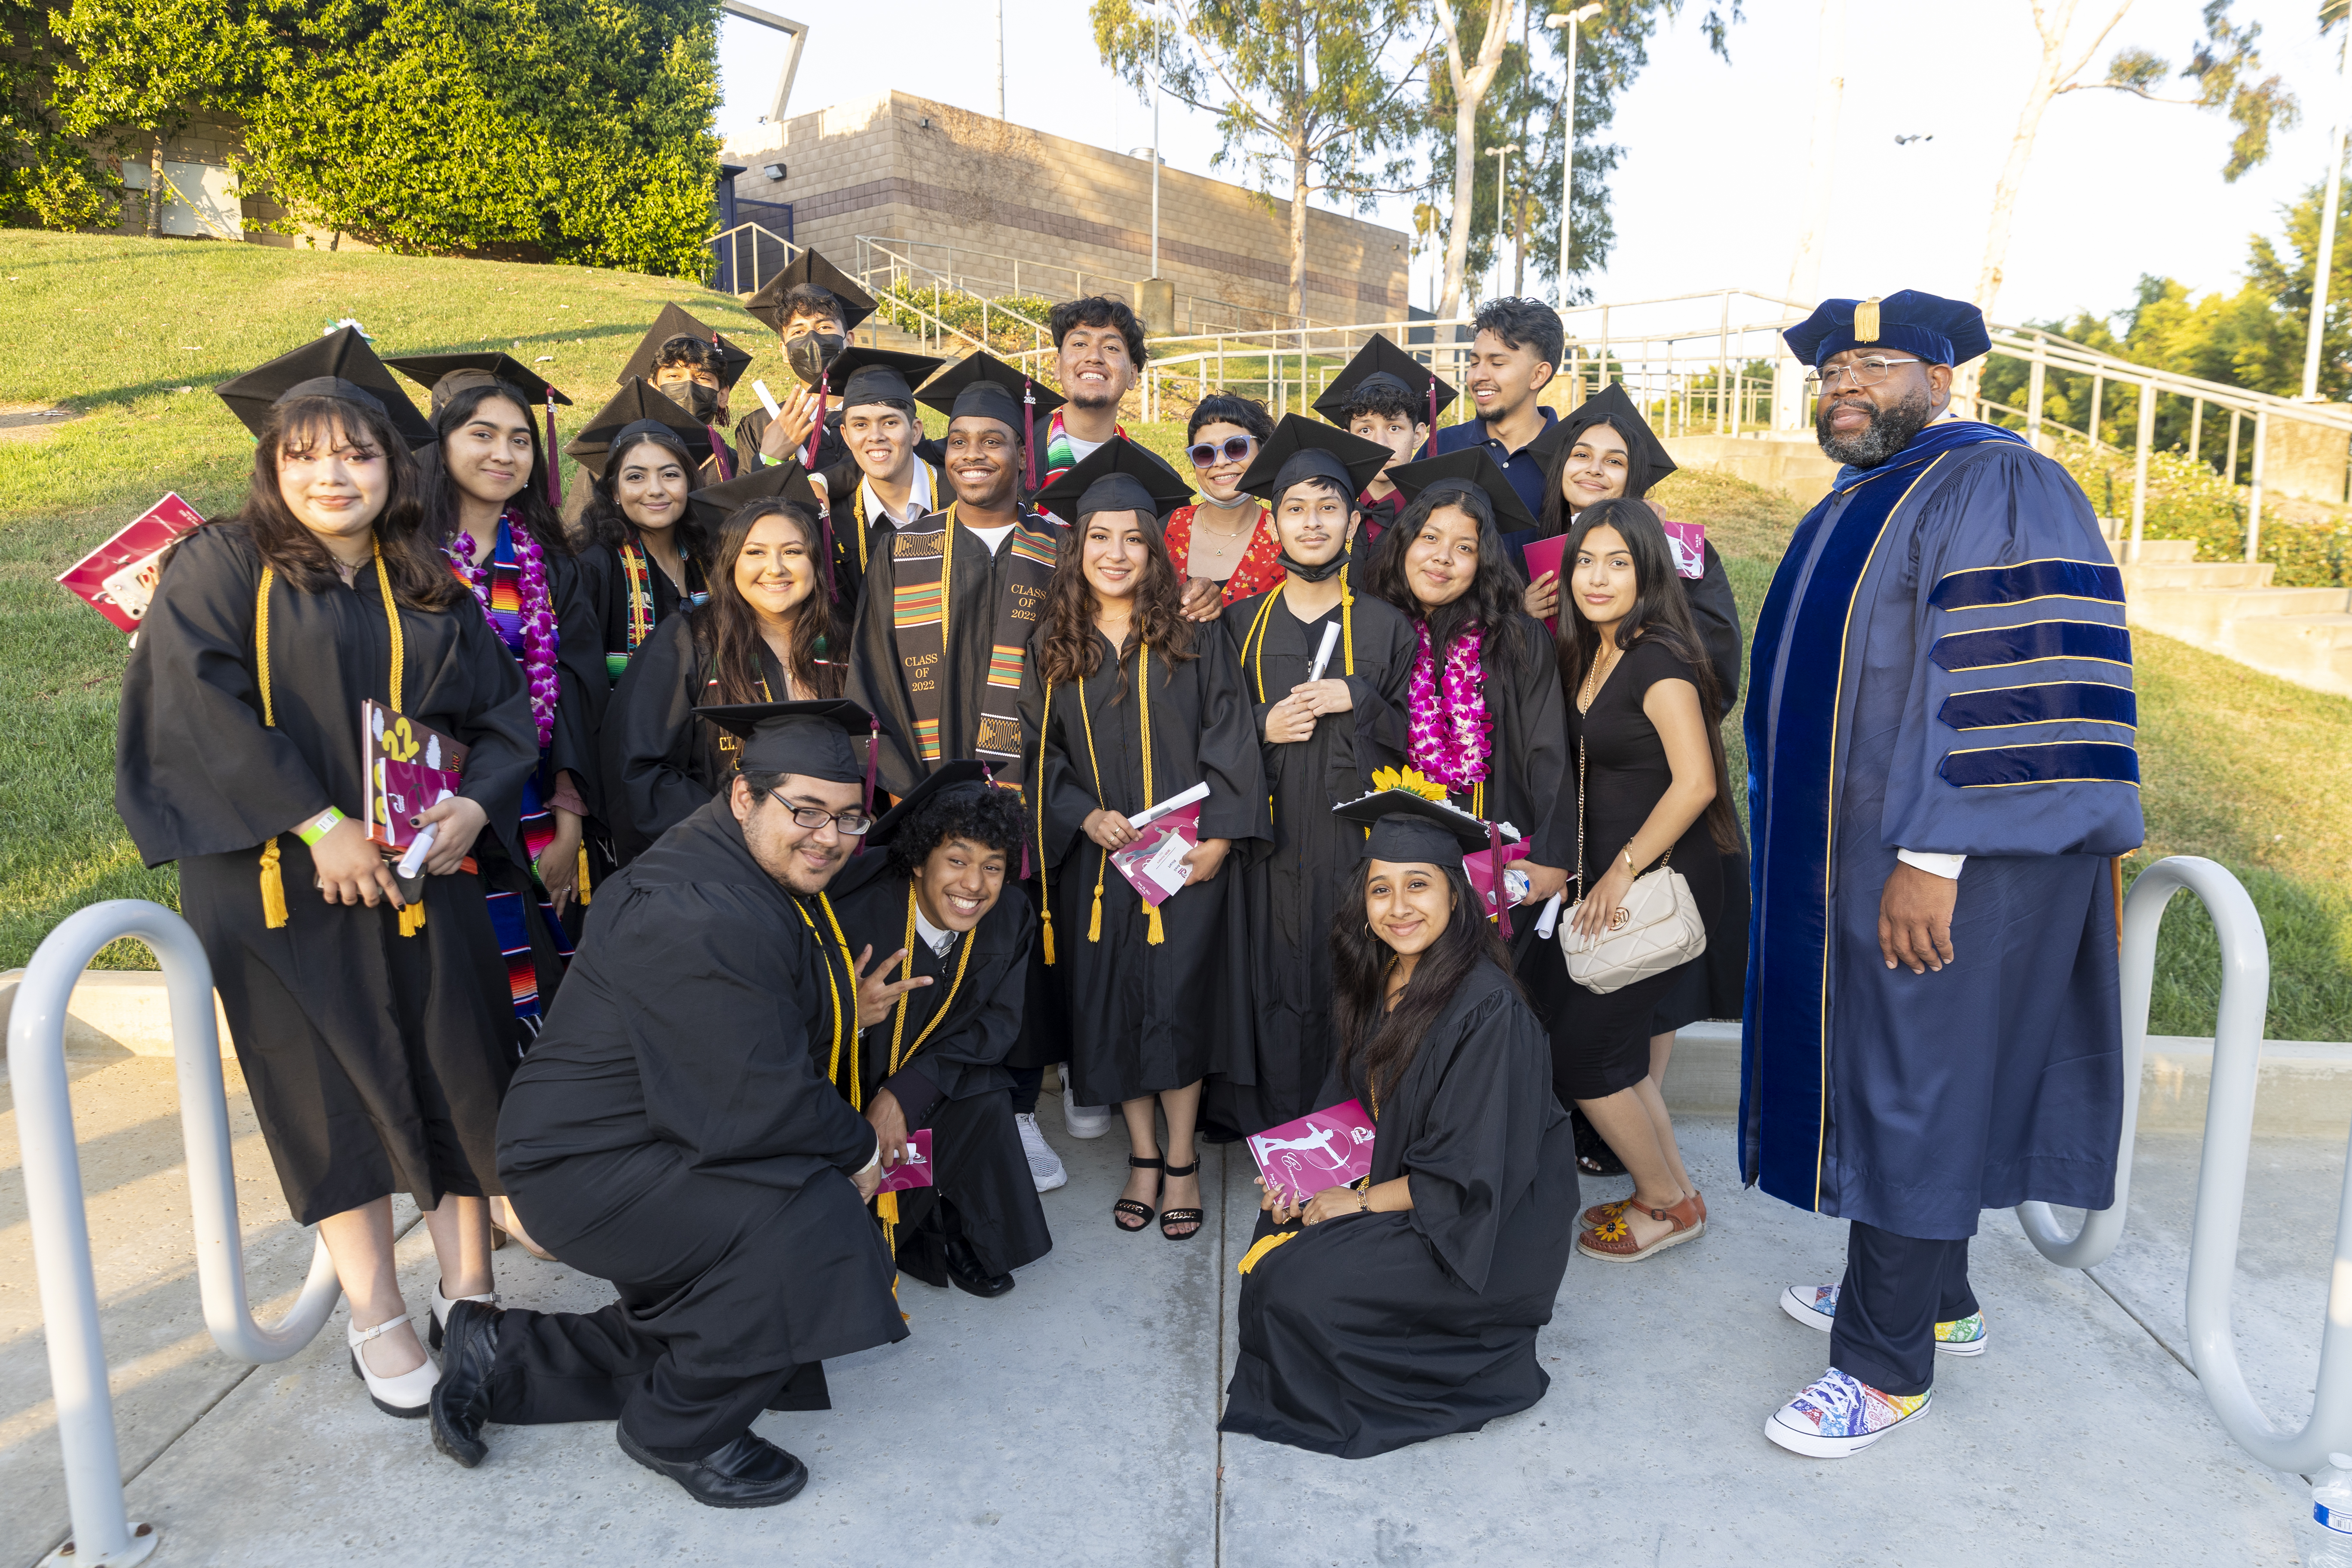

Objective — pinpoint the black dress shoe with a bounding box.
[616,1426,810,1509]
[943,1234,1015,1298]
[430,1298,503,1469]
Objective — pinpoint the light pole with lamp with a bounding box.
[1485,144,1520,300]
[1136,0,1176,336]
[1545,5,1605,308]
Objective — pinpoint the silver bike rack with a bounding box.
[2012,855,2352,1473]
[12,900,343,1567]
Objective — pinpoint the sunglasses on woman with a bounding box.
[1188,435,1255,467]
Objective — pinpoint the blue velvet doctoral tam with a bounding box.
[1738,420,2144,1240]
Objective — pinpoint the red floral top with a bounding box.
[1164,503,1284,604]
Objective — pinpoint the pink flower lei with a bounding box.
[447,510,559,751]
[1406,620,1490,790]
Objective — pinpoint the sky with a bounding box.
[713,0,2349,335]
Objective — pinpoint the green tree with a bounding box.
[1095,0,1426,325]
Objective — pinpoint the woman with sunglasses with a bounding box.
[1164,395,1285,612]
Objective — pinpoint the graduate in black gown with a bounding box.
[1020,447,1270,1239]
[1311,334,1455,545]
[1220,791,1578,1459]
[1206,417,1415,1138]
[117,353,536,1421]
[736,248,879,476]
[434,702,906,1509]
[808,345,947,625]
[603,467,837,863]
[824,762,1055,1297]
[569,384,715,688]
[614,301,756,486]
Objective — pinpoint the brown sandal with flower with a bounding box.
[1576,1191,1706,1263]
[1584,1188,1704,1230]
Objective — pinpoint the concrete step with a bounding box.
[2126,584,2352,642]
[2119,561,2276,591]
[2119,536,2199,564]
[1663,433,1841,508]
[2223,612,2352,698]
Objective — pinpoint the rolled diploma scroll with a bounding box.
[396,823,439,879]
[1305,620,1343,683]
[1534,891,1565,940]
[753,380,783,419]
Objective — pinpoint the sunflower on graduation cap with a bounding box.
[1368,766,1449,802]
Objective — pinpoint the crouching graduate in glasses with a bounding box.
[822,761,1055,1297]
[431,700,927,1509]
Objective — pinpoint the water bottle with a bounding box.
[2305,1454,2352,1565]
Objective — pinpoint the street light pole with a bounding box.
[2303,30,2348,402]
[1546,4,1605,308]
[1151,0,1162,279]
[995,0,1007,118]
[1485,144,1519,299]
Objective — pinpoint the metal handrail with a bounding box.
[13,900,343,1567]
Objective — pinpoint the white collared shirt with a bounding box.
[861,462,936,530]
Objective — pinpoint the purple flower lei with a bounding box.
[1406,620,1490,789]
[447,510,559,751]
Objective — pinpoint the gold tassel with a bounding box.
[398,900,427,938]
[1145,900,1165,945]
[1853,296,1881,343]
[1040,908,1057,966]
[576,845,592,906]
[876,1191,899,1224]
[1236,1231,1296,1276]
[258,839,288,930]
[1087,887,1103,943]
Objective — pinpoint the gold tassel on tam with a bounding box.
[1236,1231,1296,1275]
[1145,901,1165,945]
[258,839,288,930]
[1853,296,1881,343]
[398,900,428,937]
[576,845,592,905]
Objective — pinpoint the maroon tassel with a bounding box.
[545,391,564,508]
[804,387,826,469]
[1023,381,1037,493]
[707,425,734,481]
[862,716,881,817]
[1489,821,1513,940]
[1427,382,1439,456]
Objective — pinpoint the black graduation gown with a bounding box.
[826,855,1054,1277]
[1219,960,1579,1458]
[1208,587,1416,1137]
[599,609,796,865]
[739,404,946,492]
[114,523,538,1225]
[1020,631,1269,1105]
[579,537,708,687]
[496,801,905,1377]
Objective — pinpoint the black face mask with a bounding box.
[787,332,846,386]
[678,381,723,422]
[1277,550,1348,582]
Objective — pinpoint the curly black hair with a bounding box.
[1339,380,1425,428]
[885,784,1029,880]
[1050,295,1148,368]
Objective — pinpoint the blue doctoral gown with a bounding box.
[1738,420,2144,1240]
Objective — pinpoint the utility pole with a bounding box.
[1151,0,1162,278]
[1486,144,1519,299]
[1545,5,1604,306]
[2303,30,2348,401]
[995,0,1007,118]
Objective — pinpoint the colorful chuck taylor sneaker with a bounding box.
[1764,1368,1931,1458]
[1778,1284,1991,1357]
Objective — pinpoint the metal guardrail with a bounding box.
[13,900,342,1568]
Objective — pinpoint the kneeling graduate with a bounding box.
[432,700,904,1509]
[825,761,1056,1296]
[1219,789,1578,1459]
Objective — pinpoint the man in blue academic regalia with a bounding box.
[1741,291,2144,1460]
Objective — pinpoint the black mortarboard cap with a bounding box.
[744,248,879,333]
[686,456,824,533]
[1311,334,1457,427]
[823,345,944,411]
[1236,414,1393,505]
[1783,290,1991,370]
[693,698,873,783]
[565,378,713,481]
[1031,436,1193,527]
[1332,787,1493,869]
[1525,382,1677,501]
[215,326,437,450]
[863,759,994,850]
[616,303,755,389]
[917,348,1069,428]
[386,352,571,416]
[1385,447,1538,534]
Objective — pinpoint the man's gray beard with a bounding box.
[1817,387,1935,469]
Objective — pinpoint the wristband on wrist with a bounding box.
[296,807,347,847]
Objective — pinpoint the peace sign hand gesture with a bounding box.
[854,944,933,1029]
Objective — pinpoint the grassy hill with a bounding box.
[1,231,2345,1039]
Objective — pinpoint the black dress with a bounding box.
[1549,635,1725,1101]
[1208,584,1416,1136]
[114,524,539,1225]
[1219,959,1579,1458]
[1020,631,1269,1105]
[1647,540,1749,1034]
[599,609,796,864]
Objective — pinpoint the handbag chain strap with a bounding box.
[1574,700,1670,917]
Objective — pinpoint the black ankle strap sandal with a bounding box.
[1159,1159,1203,1241]
[1114,1155,1162,1232]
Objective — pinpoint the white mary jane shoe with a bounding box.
[348,1314,439,1418]
[429,1279,500,1352]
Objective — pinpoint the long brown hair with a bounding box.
[234,394,457,609]
[1033,512,1196,690]
[694,500,839,702]
[1329,861,1516,1113]
[426,383,575,556]
[1555,498,1742,857]
[580,429,710,567]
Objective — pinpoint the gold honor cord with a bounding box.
[1076,643,1164,946]
[1243,567,1359,703]
[1035,679,1057,965]
[802,893,860,1108]
[253,537,410,932]
[873,888,974,1245]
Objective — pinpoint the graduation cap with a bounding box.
[824,345,944,412]
[693,698,875,786]
[1311,334,1457,434]
[1236,414,1393,506]
[1525,382,1677,502]
[616,302,754,390]
[686,456,824,533]
[1031,436,1192,528]
[565,378,714,481]
[1783,290,1990,370]
[918,349,1069,491]
[863,759,994,851]
[214,326,437,451]
[1332,786,1493,869]
[392,352,575,508]
[744,247,879,334]
[1384,447,1538,535]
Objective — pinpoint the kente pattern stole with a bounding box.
[890,505,1059,775]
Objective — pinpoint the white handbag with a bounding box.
[1558,734,1706,995]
